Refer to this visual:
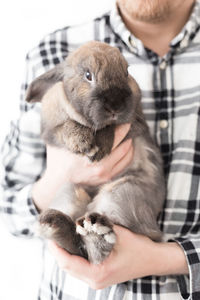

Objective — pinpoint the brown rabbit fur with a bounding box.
[26,41,165,264]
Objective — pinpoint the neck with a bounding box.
[118,0,195,57]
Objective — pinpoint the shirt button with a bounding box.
[130,37,135,47]
[159,119,168,129]
[159,60,167,70]
[180,38,188,48]
[129,37,137,53]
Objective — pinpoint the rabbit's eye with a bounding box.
[85,70,92,81]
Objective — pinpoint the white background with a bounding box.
[0,1,113,299]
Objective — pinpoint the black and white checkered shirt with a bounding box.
[1,1,200,299]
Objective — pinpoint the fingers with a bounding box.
[48,241,109,288]
[110,140,134,177]
[105,138,132,165]
[106,138,133,175]
[48,241,92,274]
[112,123,131,150]
[90,139,133,184]
[45,123,132,186]
[48,241,112,289]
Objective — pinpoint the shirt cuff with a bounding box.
[174,237,200,300]
[1,184,40,238]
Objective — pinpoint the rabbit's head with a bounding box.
[26,41,140,130]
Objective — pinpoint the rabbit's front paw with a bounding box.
[76,213,116,264]
[89,125,115,161]
[64,128,99,157]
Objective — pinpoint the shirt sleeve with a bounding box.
[0,52,46,238]
[0,26,70,238]
[173,237,200,300]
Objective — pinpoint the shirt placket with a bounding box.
[152,56,174,177]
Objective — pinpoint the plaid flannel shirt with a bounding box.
[1,1,200,299]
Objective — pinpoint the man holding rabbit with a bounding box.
[1,0,200,299]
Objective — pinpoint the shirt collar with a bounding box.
[170,0,200,49]
[110,0,200,58]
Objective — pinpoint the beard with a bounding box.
[117,0,172,23]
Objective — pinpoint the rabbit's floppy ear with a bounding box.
[25,63,64,103]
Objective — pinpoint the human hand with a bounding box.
[32,123,133,211]
[44,123,132,186]
[48,226,157,289]
[48,225,188,290]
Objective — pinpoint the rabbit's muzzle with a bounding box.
[89,86,134,128]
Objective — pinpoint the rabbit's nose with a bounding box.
[105,106,114,114]
[105,105,116,113]
[104,106,119,119]
[105,100,124,112]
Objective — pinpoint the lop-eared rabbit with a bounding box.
[26,41,165,264]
